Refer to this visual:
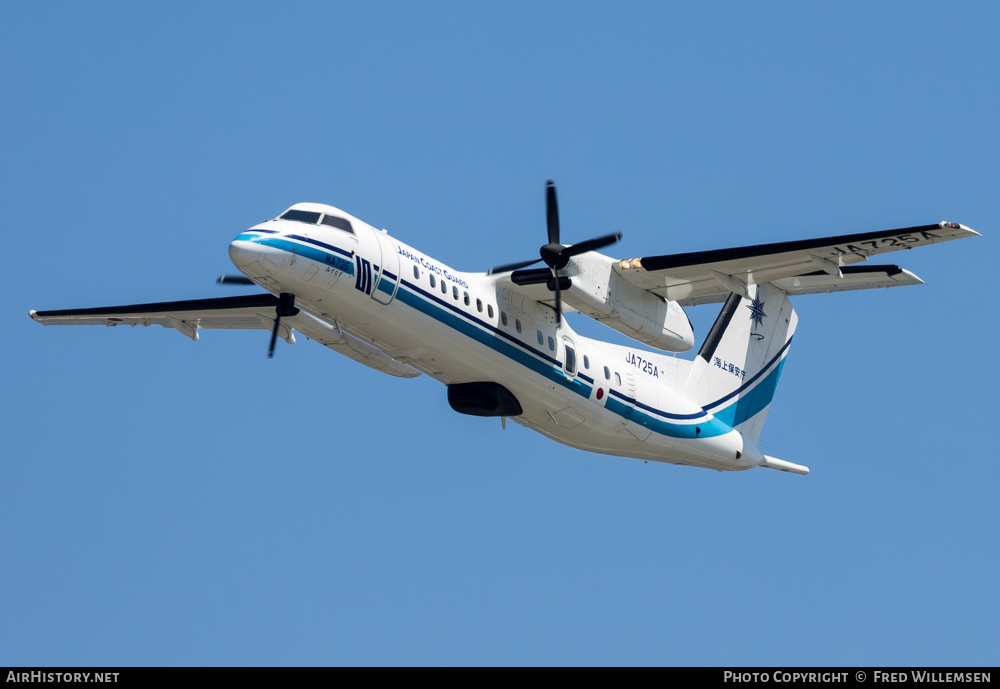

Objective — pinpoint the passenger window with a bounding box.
[429,274,436,288]
[604,366,610,381]
[464,292,470,306]
[488,305,494,318]
[413,266,419,280]
[583,355,590,370]
[453,286,459,300]
[548,336,555,351]
[501,312,508,326]
[615,372,622,386]
[537,331,543,345]
[441,280,447,294]
[515,319,522,334]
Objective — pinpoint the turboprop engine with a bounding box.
[561,252,695,352]
[490,180,695,353]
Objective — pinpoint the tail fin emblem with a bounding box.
[747,294,767,339]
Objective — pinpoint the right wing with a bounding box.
[30,294,282,339]
[30,293,421,378]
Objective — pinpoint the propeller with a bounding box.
[216,276,297,357]
[268,292,300,358]
[490,180,622,323]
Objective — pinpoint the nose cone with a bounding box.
[229,236,261,273]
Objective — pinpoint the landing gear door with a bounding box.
[370,229,401,305]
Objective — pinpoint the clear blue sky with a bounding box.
[2,1,997,666]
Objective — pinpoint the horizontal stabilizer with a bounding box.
[759,455,809,475]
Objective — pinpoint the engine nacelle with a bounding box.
[563,254,695,352]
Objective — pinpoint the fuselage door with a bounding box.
[370,229,401,305]
[562,336,577,377]
[622,371,653,441]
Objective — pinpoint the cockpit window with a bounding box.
[280,210,321,224]
[321,215,354,233]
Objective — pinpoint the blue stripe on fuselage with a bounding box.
[709,354,788,428]
[395,280,589,399]
[238,234,356,274]
[248,236,791,440]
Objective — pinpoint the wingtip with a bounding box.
[941,221,982,237]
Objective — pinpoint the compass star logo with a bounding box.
[746,294,767,328]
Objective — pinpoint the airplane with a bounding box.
[30,182,979,475]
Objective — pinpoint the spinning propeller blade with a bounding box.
[215,276,296,357]
[490,181,623,324]
[488,257,543,275]
[268,292,299,359]
[546,180,560,245]
[563,232,622,258]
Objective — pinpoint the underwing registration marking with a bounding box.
[829,231,939,256]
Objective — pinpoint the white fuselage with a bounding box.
[229,207,763,472]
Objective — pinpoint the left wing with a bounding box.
[615,222,979,306]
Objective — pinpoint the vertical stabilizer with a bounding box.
[683,283,797,445]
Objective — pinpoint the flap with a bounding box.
[682,265,926,306]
